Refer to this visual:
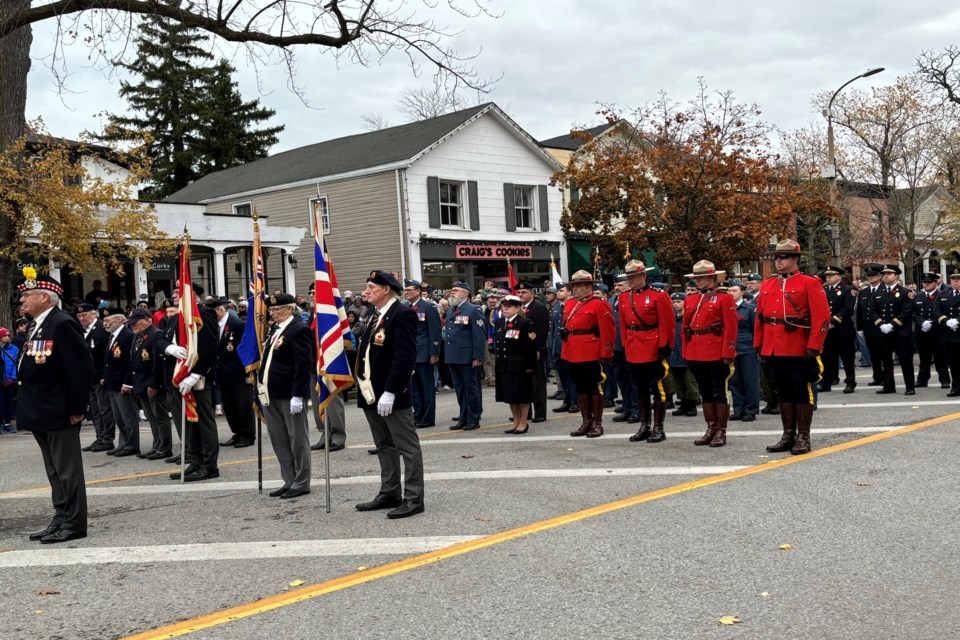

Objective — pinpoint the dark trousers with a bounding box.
[613,351,637,415]
[822,330,856,386]
[879,333,915,391]
[689,360,735,404]
[220,382,255,441]
[449,363,482,425]
[108,389,140,451]
[730,351,760,415]
[139,390,172,453]
[410,362,437,425]
[865,335,886,383]
[916,332,950,385]
[760,359,778,404]
[529,355,547,419]
[363,406,424,506]
[169,386,219,470]
[947,342,960,393]
[555,358,577,404]
[33,425,87,532]
[0,384,14,424]
[768,355,821,404]
[627,359,669,403]
[89,384,115,444]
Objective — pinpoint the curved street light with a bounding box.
[824,67,885,263]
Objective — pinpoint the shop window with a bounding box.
[439,181,464,228]
[514,185,536,230]
[233,202,252,217]
[309,196,330,236]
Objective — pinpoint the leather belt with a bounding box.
[688,326,718,336]
[762,317,789,325]
[567,328,598,336]
[627,324,657,332]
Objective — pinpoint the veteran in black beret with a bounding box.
[127,308,174,460]
[16,268,94,544]
[355,271,424,518]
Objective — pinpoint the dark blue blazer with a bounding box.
[85,321,111,381]
[356,300,417,410]
[156,307,219,391]
[407,298,441,363]
[443,301,486,364]
[734,301,757,356]
[129,325,170,395]
[258,317,313,401]
[102,326,134,392]
[215,314,248,386]
[16,307,93,432]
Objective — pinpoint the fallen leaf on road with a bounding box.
[760,592,770,597]
[912,406,919,409]
[288,580,304,587]
[566,448,574,451]
[36,589,60,596]
[357,566,368,571]
[35,610,44,615]
[461,455,474,459]
[718,615,742,625]
[778,544,792,551]
[0,548,13,554]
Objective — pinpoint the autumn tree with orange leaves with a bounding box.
[554,83,838,280]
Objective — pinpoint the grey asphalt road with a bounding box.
[1,372,959,640]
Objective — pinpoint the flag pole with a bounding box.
[254,210,264,494]
[257,414,263,494]
[180,400,187,484]
[323,409,331,513]
[317,183,332,513]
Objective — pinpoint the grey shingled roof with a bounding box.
[167,103,492,203]
[539,123,613,151]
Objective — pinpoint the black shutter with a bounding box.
[468,181,480,231]
[427,176,440,228]
[503,183,516,232]
[538,184,550,232]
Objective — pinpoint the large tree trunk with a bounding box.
[0,0,31,329]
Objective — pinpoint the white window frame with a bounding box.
[233,202,252,217]
[308,195,331,236]
[513,185,537,231]
[438,179,465,229]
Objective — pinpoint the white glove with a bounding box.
[377,391,396,417]
[178,373,200,395]
[290,397,304,414]
[880,323,894,334]
[922,320,933,332]
[166,345,188,359]
[948,318,960,330]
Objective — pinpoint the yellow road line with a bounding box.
[123,411,960,640]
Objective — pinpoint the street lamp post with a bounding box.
[823,67,885,264]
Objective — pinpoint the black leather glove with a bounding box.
[658,346,672,360]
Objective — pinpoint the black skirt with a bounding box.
[495,370,532,404]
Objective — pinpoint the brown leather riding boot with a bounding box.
[694,402,717,445]
[791,403,814,454]
[710,403,729,447]
[629,398,652,442]
[570,394,593,437]
[586,395,605,438]
[766,402,797,452]
[648,401,666,443]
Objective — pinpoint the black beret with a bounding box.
[267,293,297,307]
[367,271,402,294]
[76,303,95,312]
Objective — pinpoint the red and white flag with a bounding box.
[173,234,203,422]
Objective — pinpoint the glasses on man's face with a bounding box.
[773,255,793,261]
[403,288,418,293]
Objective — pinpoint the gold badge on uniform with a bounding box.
[35,354,46,364]
[141,349,150,361]
[374,329,386,346]
[113,346,122,358]
[226,343,235,352]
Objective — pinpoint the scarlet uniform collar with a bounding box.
[779,271,799,279]
[698,287,716,294]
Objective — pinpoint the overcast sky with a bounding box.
[24,0,960,152]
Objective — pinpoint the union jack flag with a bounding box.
[313,212,354,416]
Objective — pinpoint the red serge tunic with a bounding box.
[753,273,831,356]
[619,287,675,364]
[559,296,616,363]
[681,289,738,361]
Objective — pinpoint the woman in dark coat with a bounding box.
[495,295,539,434]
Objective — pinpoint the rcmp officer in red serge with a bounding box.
[618,259,674,443]
[867,264,916,395]
[683,260,738,447]
[562,270,616,438]
[355,271,424,518]
[754,240,831,455]
[819,265,858,394]
[16,267,94,544]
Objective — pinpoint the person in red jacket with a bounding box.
[619,259,675,443]
[561,270,616,438]
[682,260,738,447]
[754,239,831,455]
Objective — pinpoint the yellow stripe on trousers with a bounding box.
[657,358,670,402]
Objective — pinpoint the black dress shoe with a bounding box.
[105,448,119,456]
[89,442,113,452]
[386,502,425,519]
[867,380,882,387]
[949,390,960,397]
[29,524,60,541]
[280,488,310,499]
[843,384,856,394]
[113,448,140,457]
[169,465,200,480]
[183,468,220,482]
[415,422,436,428]
[165,454,181,464]
[904,389,916,396]
[462,423,480,431]
[40,529,87,545]
[219,436,238,447]
[367,448,379,455]
[504,428,517,434]
[627,414,641,424]
[269,486,291,497]
[450,423,464,431]
[531,417,546,423]
[876,389,896,394]
[603,399,615,408]
[730,412,744,421]
[310,441,324,451]
[552,403,571,413]
[81,442,98,452]
[741,413,756,422]
[327,443,345,452]
[915,381,928,388]
[612,413,629,423]
[233,439,255,448]
[512,427,529,434]
[146,450,172,460]
[356,494,403,511]
[568,404,579,413]
[136,449,156,459]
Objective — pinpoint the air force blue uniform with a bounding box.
[444,300,487,427]
[730,300,760,417]
[407,297,441,426]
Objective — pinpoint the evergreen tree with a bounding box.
[195,60,284,175]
